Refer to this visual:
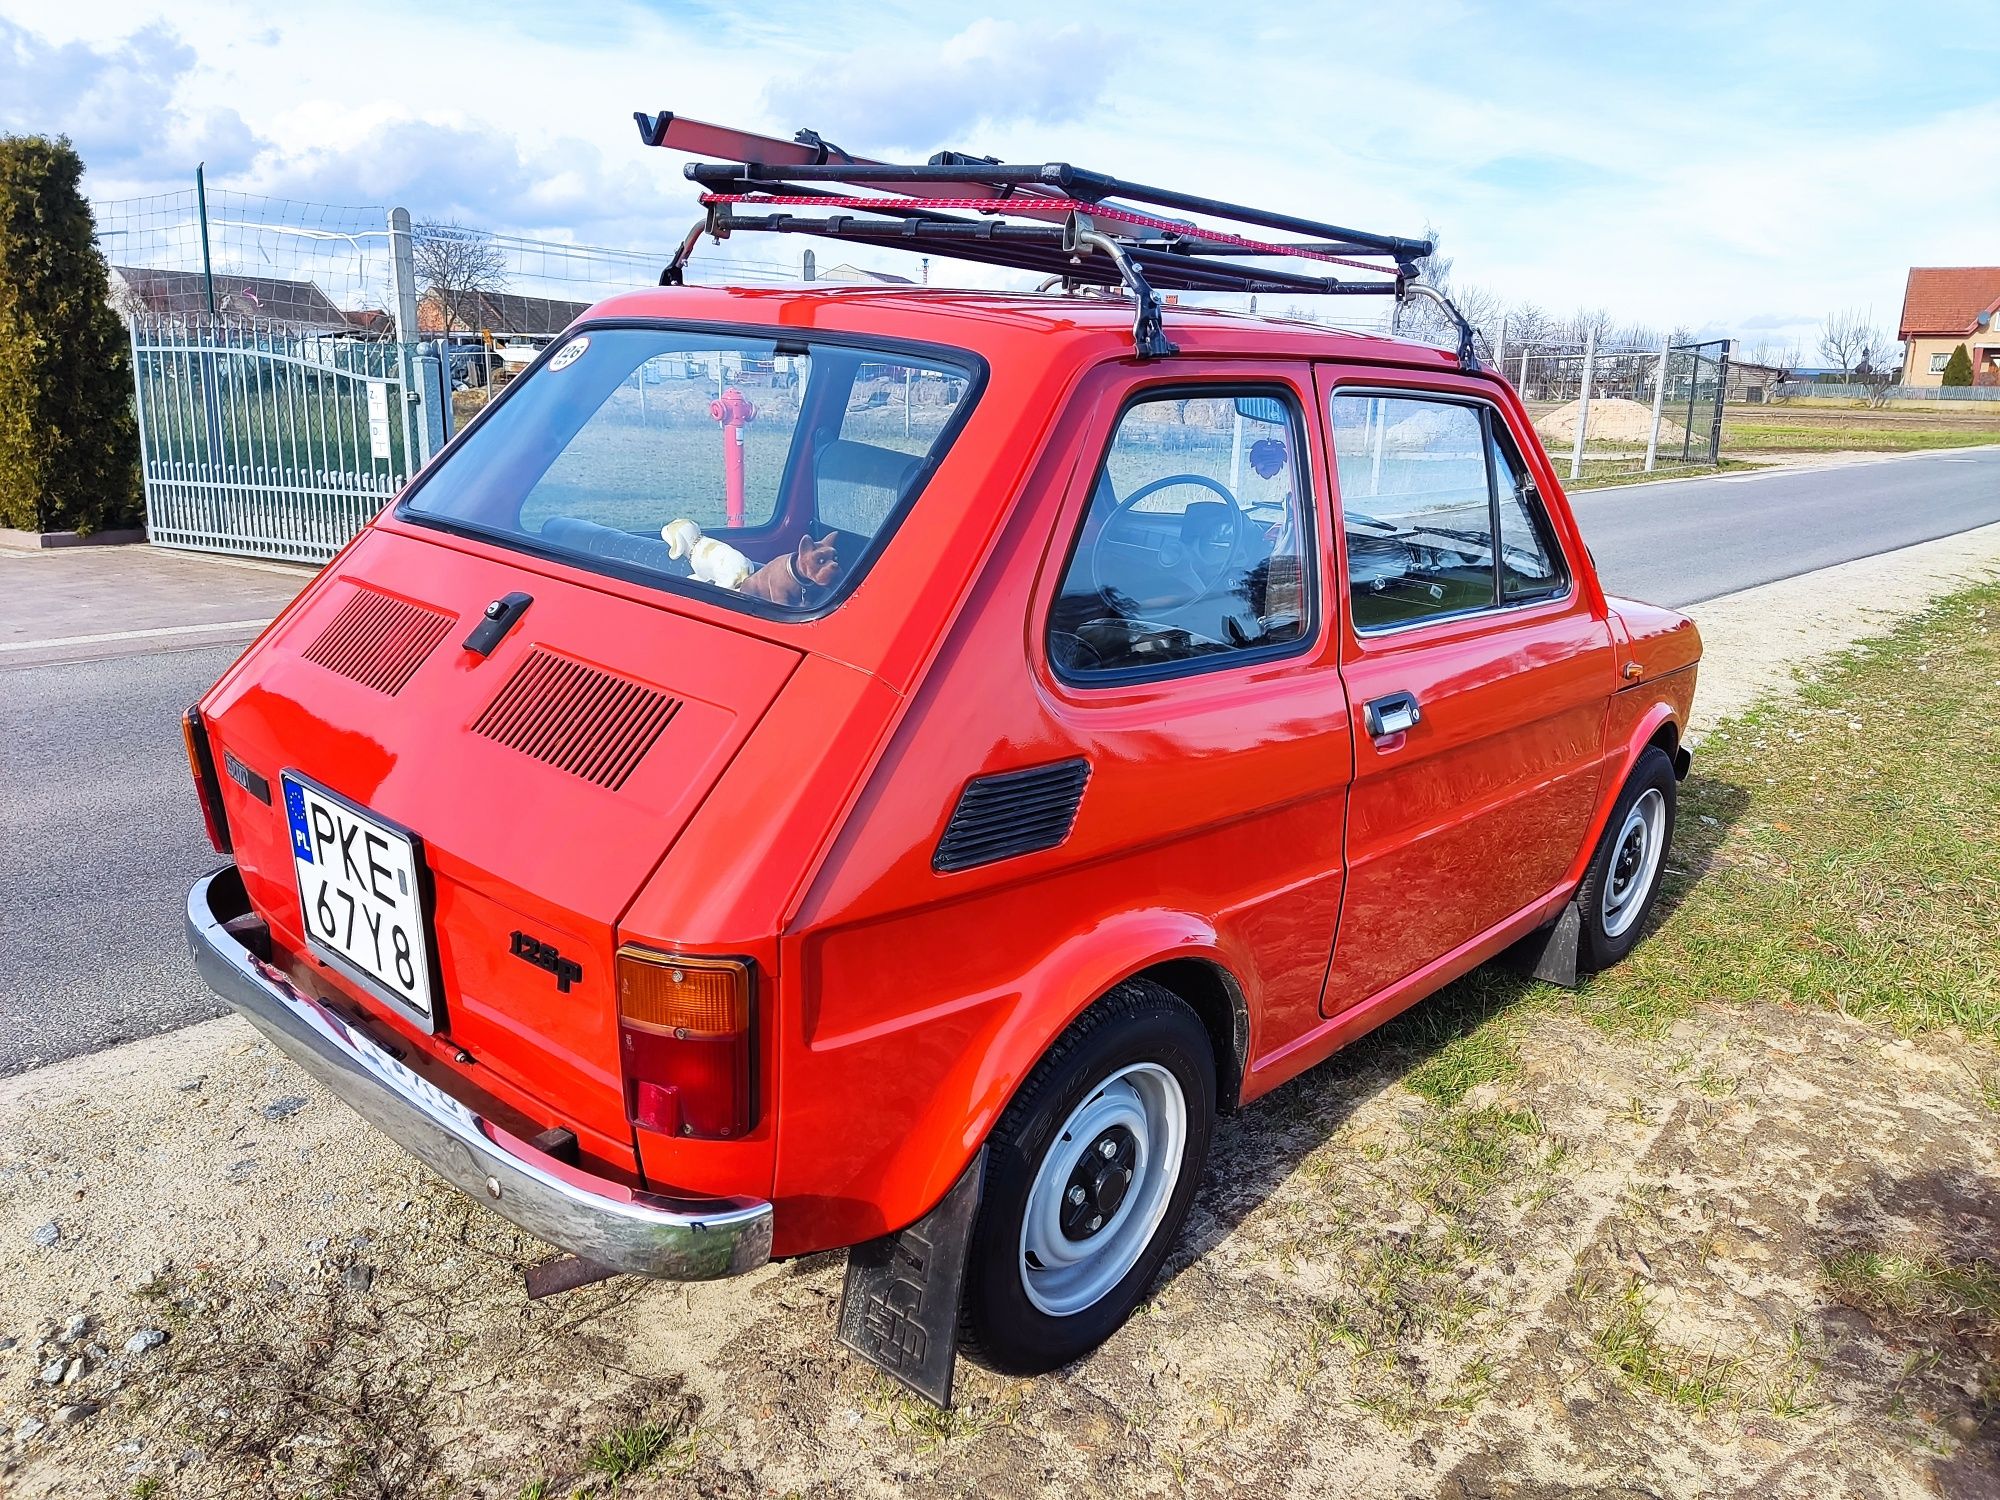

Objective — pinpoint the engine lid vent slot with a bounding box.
[471,648,678,791]
[301,588,454,696]
[934,759,1091,873]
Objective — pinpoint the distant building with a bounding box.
[1897,266,2000,386]
[418,289,591,339]
[1725,359,1789,402]
[817,263,919,286]
[109,266,346,328]
[342,308,395,337]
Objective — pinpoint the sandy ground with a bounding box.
[1536,396,1686,448]
[5,527,2000,1498]
[1685,519,2000,729]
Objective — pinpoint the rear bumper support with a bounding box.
[185,867,773,1281]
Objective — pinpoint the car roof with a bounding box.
[580,285,1464,371]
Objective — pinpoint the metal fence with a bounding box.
[94,182,854,561]
[1507,337,1730,480]
[131,320,442,563]
[1769,381,2000,403]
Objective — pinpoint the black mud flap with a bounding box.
[1504,900,1583,989]
[835,1147,985,1407]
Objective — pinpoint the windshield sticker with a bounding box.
[548,336,589,371]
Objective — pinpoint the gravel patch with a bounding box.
[3,535,1997,1497]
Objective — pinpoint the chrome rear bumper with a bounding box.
[185,867,772,1280]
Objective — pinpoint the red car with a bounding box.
[184,127,1698,1403]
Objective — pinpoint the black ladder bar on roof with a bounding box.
[686,161,1435,265]
[634,105,1480,367]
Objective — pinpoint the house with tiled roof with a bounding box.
[1897,266,2000,386]
[109,266,347,328]
[417,288,591,338]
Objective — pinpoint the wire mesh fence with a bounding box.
[93,182,1737,564]
[92,181,895,434]
[1506,338,1729,481]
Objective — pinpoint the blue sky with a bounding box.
[5,0,1997,358]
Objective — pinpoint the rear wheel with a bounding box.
[959,980,1215,1373]
[1576,745,1678,970]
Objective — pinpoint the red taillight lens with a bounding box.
[181,706,232,854]
[616,948,754,1140]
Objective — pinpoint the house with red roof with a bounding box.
[1897,267,2000,386]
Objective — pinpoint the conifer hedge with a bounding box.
[0,135,142,534]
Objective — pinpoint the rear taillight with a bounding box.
[181,706,232,855]
[616,948,755,1140]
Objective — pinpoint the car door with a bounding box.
[1033,366,1359,1058]
[1315,369,1616,1015]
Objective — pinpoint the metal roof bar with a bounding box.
[706,209,1399,297]
[686,162,1432,263]
[635,106,1477,367]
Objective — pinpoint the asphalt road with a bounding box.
[1577,447,2000,606]
[1,642,236,1074]
[1,445,1996,1077]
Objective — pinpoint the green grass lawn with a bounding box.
[1724,404,2000,454]
[1364,579,2000,1105]
[1579,582,2000,1038]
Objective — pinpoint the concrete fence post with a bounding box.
[1644,338,1670,473]
[1570,328,1596,483]
[387,208,434,464]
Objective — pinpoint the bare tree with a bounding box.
[1505,300,1554,351]
[413,222,508,336]
[1817,307,1883,379]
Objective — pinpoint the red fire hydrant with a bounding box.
[710,388,756,528]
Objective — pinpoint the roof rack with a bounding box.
[633,109,1479,367]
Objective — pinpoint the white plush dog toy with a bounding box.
[661,517,754,590]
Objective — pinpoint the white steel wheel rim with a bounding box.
[1019,1062,1187,1319]
[1601,788,1667,938]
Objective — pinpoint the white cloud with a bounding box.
[761,19,1126,153]
[8,1,1998,351]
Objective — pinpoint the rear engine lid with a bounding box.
[206,526,799,1148]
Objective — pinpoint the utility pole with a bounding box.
[196,163,217,316]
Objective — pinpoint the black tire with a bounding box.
[958,979,1216,1374]
[1576,745,1678,971]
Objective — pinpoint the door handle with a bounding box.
[1363,691,1422,738]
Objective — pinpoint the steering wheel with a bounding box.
[1089,473,1246,611]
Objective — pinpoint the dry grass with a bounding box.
[1572,583,2000,1039]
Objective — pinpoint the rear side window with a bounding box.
[1329,392,1568,633]
[1048,389,1314,680]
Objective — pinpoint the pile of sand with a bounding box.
[1534,396,1687,447]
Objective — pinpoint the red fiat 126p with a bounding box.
[185,115,1699,1403]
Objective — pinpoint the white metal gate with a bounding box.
[131,320,427,564]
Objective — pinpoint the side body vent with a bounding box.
[471,648,678,791]
[934,759,1091,874]
[302,588,453,695]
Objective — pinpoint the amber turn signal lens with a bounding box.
[616,949,750,1038]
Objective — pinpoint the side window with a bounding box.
[1048,389,1314,679]
[1490,426,1567,600]
[1329,392,1566,632]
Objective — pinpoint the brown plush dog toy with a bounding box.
[740,531,840,606]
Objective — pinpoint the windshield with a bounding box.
[401,325,979,613]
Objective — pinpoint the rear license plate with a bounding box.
[282,773,438,1029]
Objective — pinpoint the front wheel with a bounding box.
[958,980,1215,1374]
[1576,745,1678,970]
